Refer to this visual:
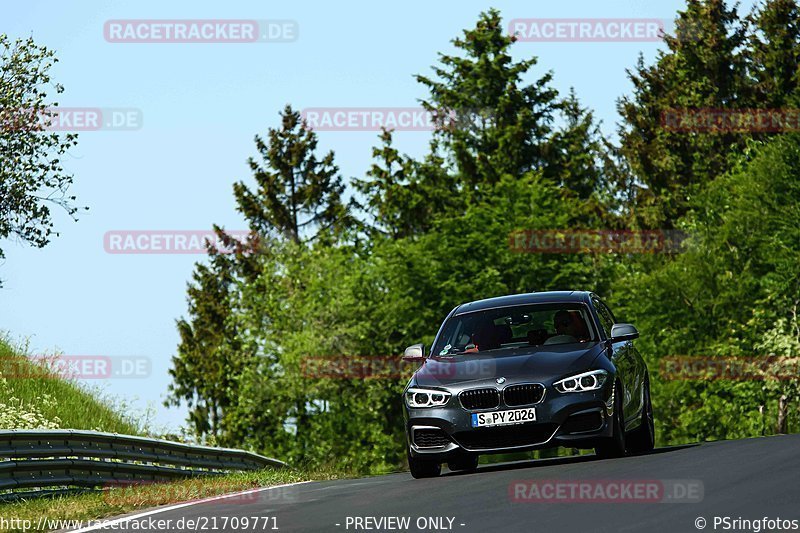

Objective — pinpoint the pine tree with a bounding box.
[354,130,452,238]
[233,104,352,245]
[415,8,560,192]
[544,88,619,225]
[748,0,800,107]
[617,0,751,227]
[358,9,564,235]
[166,252,243,440]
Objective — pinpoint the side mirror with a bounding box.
[610,323,639,342]
[402,344,426,362]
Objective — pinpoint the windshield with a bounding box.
[432,303,597,356]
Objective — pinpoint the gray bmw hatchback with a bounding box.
[402,291,654,478]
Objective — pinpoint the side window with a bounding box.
[601,300,617,323]
[592,297,615,338]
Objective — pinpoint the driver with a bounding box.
[543,310,580,345]
[554,310,578,337]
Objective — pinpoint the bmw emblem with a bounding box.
[496,377,506,384]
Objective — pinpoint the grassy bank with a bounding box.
[0,337,144,434]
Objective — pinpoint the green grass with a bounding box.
[0,336,145,434]
[0,467,349,532]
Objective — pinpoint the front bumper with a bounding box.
[405,385,614,459]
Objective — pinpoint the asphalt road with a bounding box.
[75,434,800,533]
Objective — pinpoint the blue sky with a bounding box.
[1,0,757,431]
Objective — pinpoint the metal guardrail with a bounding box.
[0,429,286,492]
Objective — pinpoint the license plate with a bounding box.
[471,407,536,428]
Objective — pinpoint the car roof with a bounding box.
[453,291,592,316]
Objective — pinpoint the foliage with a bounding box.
[0,337,146,434]
[168,4,800,474]
[168,105,355,441]
[166,252,243,439]
[613,134,800,443]
[0,35,83,274]
[747,0,800,107]
[617,0,753,227]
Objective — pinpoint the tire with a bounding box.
[447,453,479,472]
[408,450,442,479]
[626,378,655,454]
[595,382,626,459]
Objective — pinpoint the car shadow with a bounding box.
[440,443,700,477]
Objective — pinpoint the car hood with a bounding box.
[412,342,605,388]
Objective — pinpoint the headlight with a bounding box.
[405,388,451,408]
[554,369,608,393]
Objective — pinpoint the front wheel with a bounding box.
[595,382,626,459]
[408,450,441,479]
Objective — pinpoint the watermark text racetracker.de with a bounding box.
[660,355,800,381]
[300,107,494,132]
[104,19,298,43]
[509,479,703,503]
[0,107,142,131]
[104,230,258,254]
[509,18,664,42]
[0,516,279,532]
[662,108,800,133]
[509,229,686,254]
[0,355,150,380]
[103,480,299,506]
[301,355,496,381]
